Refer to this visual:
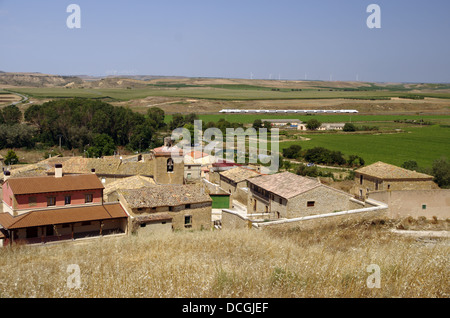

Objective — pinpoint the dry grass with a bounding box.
[0,217,448,298]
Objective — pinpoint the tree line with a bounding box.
[0,98,169,157]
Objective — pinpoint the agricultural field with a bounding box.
[7,85,450,102]
[278,124,450,168]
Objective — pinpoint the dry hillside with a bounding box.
[0,216,448,298]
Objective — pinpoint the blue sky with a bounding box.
[1,0,449,82]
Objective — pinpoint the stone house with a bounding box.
[246,171,354,219]
[219,166,261,196]
[351,161,436,199]
[117,184,212,234]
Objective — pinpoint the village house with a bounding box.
[351,161,436,199]
[246,171,355,219]
[0,164,128,246]
[116,184,212,234]
[265,119,307,130]
[318,123,345,131]
[219,166,261,196]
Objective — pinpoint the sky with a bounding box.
[0,0,449,83]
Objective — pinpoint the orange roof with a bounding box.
[7,174,104,195]
[187,151,209,159]
[0,203,127,229]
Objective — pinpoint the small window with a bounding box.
[65,196,71,205]
[28,196,37,206]
[307,201,315,207]
[360,175,363,185]
[422,204,427,210]
[47,197,56,207]
[140,223,146,228]
[85,194,93,203]
[184,215,192,228]
[167,158,174,172]
[185,204,191,209]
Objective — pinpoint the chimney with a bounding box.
[164,137,173,147]
[55,164,63,178]
[3,170,10,182]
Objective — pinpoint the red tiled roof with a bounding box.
[6,174,104,195]
[0,203,127,229]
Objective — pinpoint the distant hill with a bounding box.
[0,72,83,87]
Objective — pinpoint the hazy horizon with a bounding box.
[1,0,449,83]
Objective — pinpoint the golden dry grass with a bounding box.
[0,217,448,298]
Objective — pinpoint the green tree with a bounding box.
[432,157,450,188]
[282,144,302,159]
[86,133,116,158]
[4,149,19,165]
[252,119,263,130]
[295,163,319,177]
[147,107,166,129]
[401,160,419,171]
[306,119,321,130]
[343,123,356,132]
[2,105,22,125]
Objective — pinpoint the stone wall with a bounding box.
[368,189,450,219]
[352,173,436,198]
[286,186,352,218]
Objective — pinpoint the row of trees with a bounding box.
[282,144,365,167]
[21,98,166,155]
[402,158,450,189]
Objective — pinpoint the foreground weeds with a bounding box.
[0,217,448,297]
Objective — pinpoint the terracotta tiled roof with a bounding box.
[0,203,127,229]
[46,157,154,176]
[119,184,211,208]
[247,171,321,199]
[219,167,261,183]
[103,175,156,198]
[7,174,104,195]
[355,161,434,180]
[151,145,183,157]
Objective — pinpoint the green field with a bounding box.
[176,114,450,125]
[278,125,450,168]
[8,86,450,101]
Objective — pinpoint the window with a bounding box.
[360,175,363,185]
[375,181,379,191]
[184,215,192,228]
[422,204,427,210]
[47,197,56,207]
[167,158,174,172]
[85,194,93,203]
[185,204,191,209]
[28,196,37,206]
[307,201,315,207]
[64,196,71,205]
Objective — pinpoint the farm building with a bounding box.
[351,161,436,199]
[318,123,346,131]
[219,167,261,196]
[265,119,307,130]
[0,165,128,246]
[117,184,212,234]
[246,171,356,219]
